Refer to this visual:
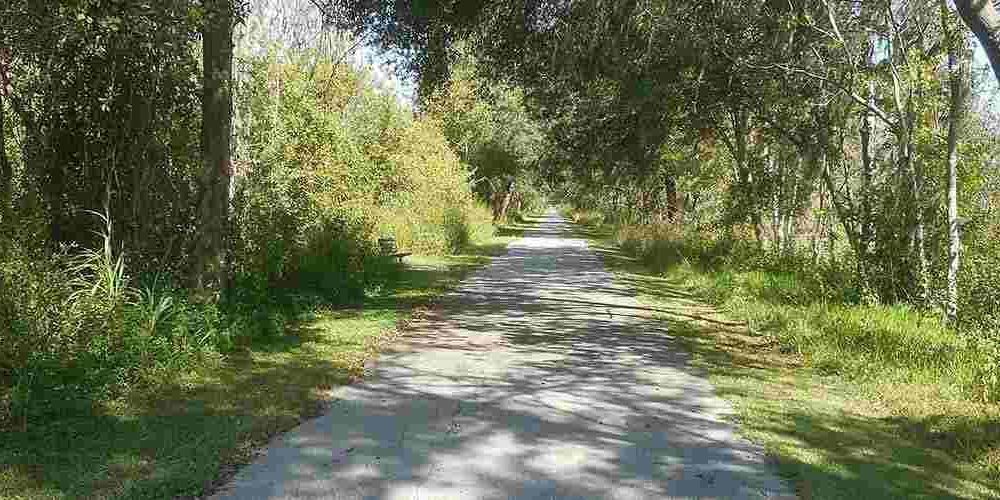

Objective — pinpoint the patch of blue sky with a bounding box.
[239,0,415,109]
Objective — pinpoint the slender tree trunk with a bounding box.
[903,122,929,305]
[498,178,515,222]
[784,157,801,257]
[813,172,825,265]
[665,176,678,222]
[0,50,13,229]
[768,147,781,254]
[499,190,513,222]
[731,108,765,245]
[945,2,972,324]
[886,11,929,305]
[913,168,929,305]
[195,0,235,292]
[946,122,962,323]
[821,155,860,258]
[0,90,11,227]
[858,80,877,294]
[903,117,929,305]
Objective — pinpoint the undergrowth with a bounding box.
[602,218,1000,404]
[572,212,1000,497]
[0,235,514,499]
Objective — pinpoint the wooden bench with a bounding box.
[378,237,411,263]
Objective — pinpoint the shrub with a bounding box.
[960,221,1000,334]
[231,54,493,301]
[0,215,216,428]
[443,207,471,252]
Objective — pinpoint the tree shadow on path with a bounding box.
[214,213,793,499]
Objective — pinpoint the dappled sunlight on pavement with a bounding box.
[213,210,792,499]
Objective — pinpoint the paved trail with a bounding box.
[215,211,791,499]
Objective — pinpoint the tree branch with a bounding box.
[955,0,1000,82]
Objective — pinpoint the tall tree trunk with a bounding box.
[769,148,781,255]
[0,50,12,228]
[0,90,11,227]
[955,0,1000,82]
[901,117,929,306]
[858,79,877,295]
[195,0,234,292]
[946,107,962,324]
[902,115,928,305]
[945,1,972,324]
[665,176,678,222]
[912,167,929,305]
[886,10,928,305]
[731,107,764,245]
[814,173,825,265]
[784,156,801,257]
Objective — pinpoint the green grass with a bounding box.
[574,218,1000,500]
[0,223,529,500]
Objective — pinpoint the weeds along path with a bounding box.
[212,209,791,499]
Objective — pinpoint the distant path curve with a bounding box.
[214,209,792,499]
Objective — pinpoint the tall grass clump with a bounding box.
[0,213,219,430]
[609,221,1000,402]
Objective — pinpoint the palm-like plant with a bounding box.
[69,210,132,308]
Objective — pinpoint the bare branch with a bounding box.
[820,0,856,65]
[737,58,896,127]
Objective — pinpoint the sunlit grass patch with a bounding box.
[640,276,1000,499]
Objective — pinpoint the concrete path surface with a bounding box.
[213,210,791,499]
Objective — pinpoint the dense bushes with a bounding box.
[0,48,495,428]
[231,55,492,287]
[958,220,1000,335]
[0,218,222,425]
[426,47,549,220]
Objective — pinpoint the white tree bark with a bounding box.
[945,1,972,324]
[858,79,877,295]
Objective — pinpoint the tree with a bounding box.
[315,0,997,317]
[955,0,1000,81]
[944,1,973,324]
[195,0,236,292]
[0,50,10,227]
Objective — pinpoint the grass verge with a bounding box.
[0,222,531,500]
[573,219,1000,500]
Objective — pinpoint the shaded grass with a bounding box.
[0,224,530,500]
[575,218,1000,499]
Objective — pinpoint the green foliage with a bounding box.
[2,0,203,270]
[1,43,496,432]
[0,244,509,499]
[609,221,1000,402]
[614,256,1000,499]
[230,53,492,297]
[426,47,548,220]
[961,220,1000,334]
[0,214,219,428]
